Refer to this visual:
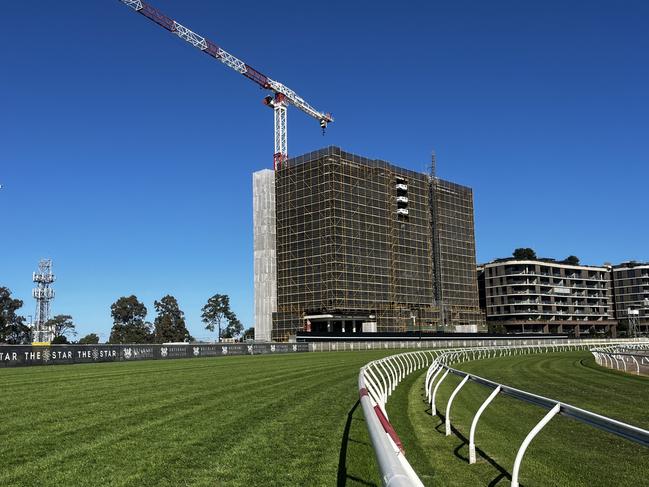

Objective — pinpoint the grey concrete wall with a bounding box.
[253,169,277,342]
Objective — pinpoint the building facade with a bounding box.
[478,259,617,335]
[611,262,649,334]
[254,146,483,342]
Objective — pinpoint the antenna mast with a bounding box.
[430,151,437,179]
[32,259,55,343]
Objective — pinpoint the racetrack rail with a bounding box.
[359,338,649,487]
[591,343,649,375]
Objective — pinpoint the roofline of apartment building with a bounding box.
[612,261,649,270]
[479,259,610,272]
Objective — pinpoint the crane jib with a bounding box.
[203,40,270,89]
[243,65,270,89]
[203,39,221,59]
[118,0,333,170]
[138,3,175,33]
[133,1,271,90]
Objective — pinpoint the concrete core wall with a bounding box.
[253,169,277,342]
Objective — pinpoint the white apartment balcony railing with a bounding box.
[491,270,608,282]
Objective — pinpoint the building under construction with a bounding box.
[254,147,484,342]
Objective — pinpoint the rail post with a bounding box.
[431,370,449,416]
[468,385,501,464]
[445,374,469,436]
[631,355,640,375]
[511,403,561,487]
[428,365,444,404]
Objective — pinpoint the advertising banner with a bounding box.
[0,342,310,368]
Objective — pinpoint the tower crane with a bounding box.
[118,1,334,170]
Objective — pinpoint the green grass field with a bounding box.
[388,351,649,487]
[0,351,392,487]
[3,350,647,487]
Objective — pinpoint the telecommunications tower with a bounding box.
[32,259,55,343]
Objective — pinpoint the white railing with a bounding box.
[311,336,629,353]
[425,341,649,487]
[359,350,433,486]
[591,343,649,375]
[359,338,648,487]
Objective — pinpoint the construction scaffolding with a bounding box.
[433,178,484,332]
[270,147,483,341]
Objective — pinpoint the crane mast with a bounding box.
[119,0,334,170]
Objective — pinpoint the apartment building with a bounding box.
[611,262,649,334]
[478,259,617,335]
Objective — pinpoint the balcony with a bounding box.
[507,279,537,286]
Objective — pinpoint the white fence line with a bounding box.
[359,338,649,487]
[591,343,649,375]
[312,337,637,353]
[425,341,649,487]
[359,350,432,486]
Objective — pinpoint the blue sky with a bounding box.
[1,0,647,340]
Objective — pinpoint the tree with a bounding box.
[513,248,537,260]
[201,294,241,342]
[153,295,189,343]
[78,333,100,344]
[109,295,152,344]
[46,314,76,340]
[563,255,580,265]
[243,327,255,341]
[51,335,69,344]
[221,316,244,340]
[617,320,629,337]
[487,323,507,335]
[0,287,30,344]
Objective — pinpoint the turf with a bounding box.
[387,351,649,486]
[0,351,391,487]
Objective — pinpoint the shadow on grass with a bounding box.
[429,398,515,487]
[337,399,378,487]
